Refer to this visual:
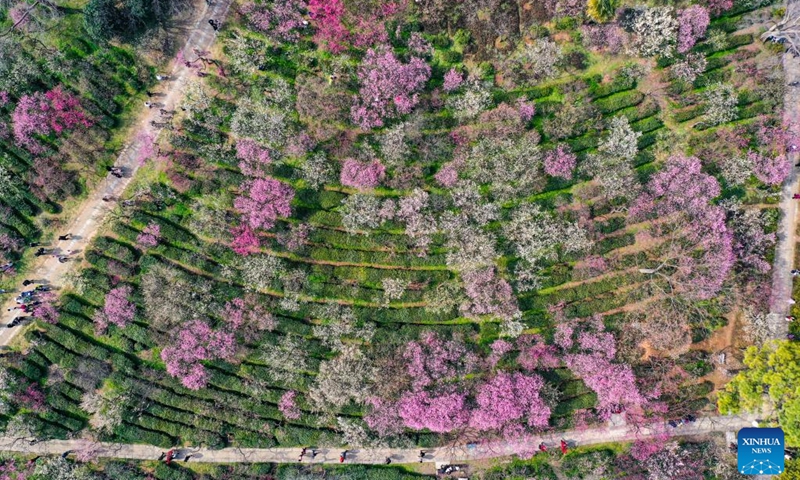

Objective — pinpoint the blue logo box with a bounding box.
[738,427,785,475]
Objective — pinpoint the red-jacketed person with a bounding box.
[561,439,568,455]
[539,442,547,453]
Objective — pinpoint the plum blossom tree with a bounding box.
[469,372,551,433]
[230,224,260,256]
[340,158,385,189]
[278,390,301,420]
[350,47,431,129]
[671,53,708,84]
[31,292,58,324]
[677,6,710,53]
[241,0,306,42]
[404,332,478,390]
[12,86,92,154]
[308,0,349,53]
[630,154,734,301]
[556,319,648,419]
[544,144,577,179]
[94,285,136,333]
[461,268,521,321]
[364,397,404,436]
[707,0,733,15]
[234,177,294,231]
[161,320,236,390]
[235,138,272,178]
[136,222,161,249]
[751,151,792,186]
[630,7,678,57]
[443,69,463,92]
[397,390,469,433]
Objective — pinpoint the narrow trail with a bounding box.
[769,0,800,338]
[0,413,761,464]
[0,0,232,347]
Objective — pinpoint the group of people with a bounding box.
[107,166,124,178]
[667,415,697,428]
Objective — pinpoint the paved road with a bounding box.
[0,413,761,463]
[769,0,800,338]
[0,0,231,347]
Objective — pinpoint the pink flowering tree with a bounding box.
[234,177,294,231]
[543,144,577,179]
[340,158,385,188]
[241,0,306,42]
[751,151,792,186]
[308,0,349,53]
[13,384,46,412]
[230,224,260,255]
[12,86,92,154]
[136,223,161,249]
[469,372,551,433]
[223,296,276,340]
[397,390,469,433]
[403,332,478,390]
[443,69,463,92]
[555,319,648,420]
[102,286,136,329]
[461,268,520,320]
[516,334,560,371]
[434,163,459,187]
[364,396,404,436]
[236,138,272,178]
[278,390,301,420]
[707,0,733,16]
[161,320,236,390]
[517,100,536,122]
[350,47,431,129]
[31,292,59,324]
[677,6,710,53]
[629,154,734,301]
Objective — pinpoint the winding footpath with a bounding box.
[0,0,232,346]
[769,0,800,337]
[0,413,761,464]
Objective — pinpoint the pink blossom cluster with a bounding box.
[161,320,236,390]
[13,384,46,412]
[750,151,792,186]
[365,396,404,436]
[461,268,520,320]
[543,144,577,179]
[136,222,161,249]
[241,0,307,42]
[308,0,349,53]
[558,320,647,419]
[236,138,272,178]
[0,91,9,107]
[434,163,458,187]
[407,32,431,56]
[517,99,536,122]
[278,390,301,420]
[443,69,463,92]
[487,339,513,367]
[350,47,431,129]
[403,332,478,390]
[234,177,295,231]
[677,6,710,53]
[223,296,276,334]
[32,293,59,324]
[12,86,92,154]
[102,285,136,328]
[469,372,551,432]
[516,334,560,371]
[230,224,260,255]
[707,0,733,15]
[351,17,388,49]
[340,158,386,188]
[630,155,734,300]
[397,390,469,433]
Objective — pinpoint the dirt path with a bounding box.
[768,0,800,339]
[0,0,232,348]
[0,413,761,464]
